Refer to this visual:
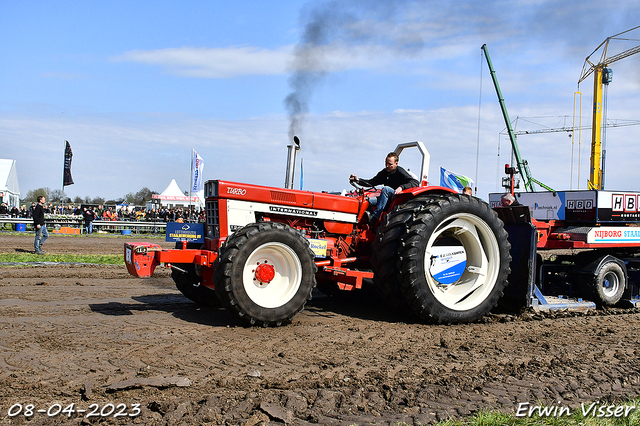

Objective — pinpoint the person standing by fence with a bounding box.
[83,207,95,234]
[33,196,48,255]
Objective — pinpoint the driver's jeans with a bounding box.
[368,186,395,219]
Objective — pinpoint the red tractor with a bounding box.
[125,141,511,326]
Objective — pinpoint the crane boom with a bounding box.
[578,26,640,190]
[579,25,640,84]
[506,117,640,136]
[482,44,552,192]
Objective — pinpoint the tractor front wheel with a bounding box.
[215,222,317,326]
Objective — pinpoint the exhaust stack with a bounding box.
[284,136,301,189]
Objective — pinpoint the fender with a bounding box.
[574,254,627,280]
[389,185,458,211]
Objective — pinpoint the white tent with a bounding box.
[0,159,20,209]
[151,179,203,210]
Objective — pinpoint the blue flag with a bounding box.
[440,167,473,193]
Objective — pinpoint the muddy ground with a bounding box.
[1,233,640,426]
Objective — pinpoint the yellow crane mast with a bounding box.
[578,25,640,190]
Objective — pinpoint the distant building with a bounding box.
[0,159,20,209]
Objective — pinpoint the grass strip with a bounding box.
[0,253,124,265]
[418,399,640,426]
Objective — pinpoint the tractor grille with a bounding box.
[204,180,218,197]
[206,200,220,238]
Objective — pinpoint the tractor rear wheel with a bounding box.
[171,264,220,307]
[372,197,441,309]
[214,222,317,326]
[395,194,510,323]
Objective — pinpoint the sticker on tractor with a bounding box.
[308,239,328,258]
[166,222,205,243]
[429,243,467,285]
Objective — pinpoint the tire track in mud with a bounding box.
[2,235,640,424]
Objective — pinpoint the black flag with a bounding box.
[63,140,74,186]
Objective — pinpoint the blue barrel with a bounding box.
[15,223,26,232]
[121,229,132,235]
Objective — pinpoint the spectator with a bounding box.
[33,196,48,255]
[103,207,113,220]
[83,207,95,234]
[500,193,520,207]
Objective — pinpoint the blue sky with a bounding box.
[1,0,639,202]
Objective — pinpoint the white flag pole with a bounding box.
[189,149,194,215]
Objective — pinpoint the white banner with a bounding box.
[191,150,205,193]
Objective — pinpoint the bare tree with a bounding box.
[23,187,51,203]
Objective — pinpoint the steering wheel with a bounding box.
[349,178,376,196]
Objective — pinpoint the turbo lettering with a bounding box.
[227,187,247,196]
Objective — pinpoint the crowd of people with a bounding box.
[0,202,205,223]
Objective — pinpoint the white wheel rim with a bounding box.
[602,270,620,298]
[243,242,302,309]
[423,213,501,311]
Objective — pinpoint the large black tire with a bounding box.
[171,264,220,307]
[586,258,626,307]
[214,222,317,327]
[171,242,220,307]
[384,194,511,324]
[371,197,442,309]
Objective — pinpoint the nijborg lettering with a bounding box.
[593,230,622,239]
[594,230,640,239]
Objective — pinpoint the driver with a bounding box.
[350,152,419,223]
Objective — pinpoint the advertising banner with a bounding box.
[165,222,204,243]
[191,150,205,193]
[63,140,74,186]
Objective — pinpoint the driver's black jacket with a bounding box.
[360,166,419,191]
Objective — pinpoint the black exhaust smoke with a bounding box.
[284,1,420,142]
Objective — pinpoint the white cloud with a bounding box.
[114,46,293,78]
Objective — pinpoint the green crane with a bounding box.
[481,44,553,192]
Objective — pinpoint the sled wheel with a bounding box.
[371,197,441,309]
[215,222,316,327]
[399,194,511,324]
[171,264,220,307]
[589,259,626,307]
